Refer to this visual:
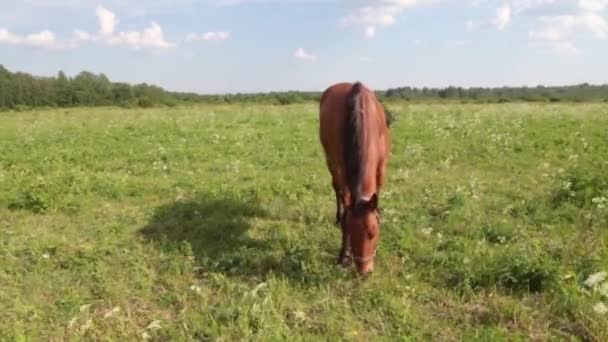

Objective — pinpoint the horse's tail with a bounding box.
[343,82,365,201]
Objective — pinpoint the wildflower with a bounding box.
[103,306,120,319]
[190,285,202,294]
[147,320,162,330]
[585,271,607,288]
[293,310,306,321]
[593,302,607,314]
[592,196,606,209]
[421,227,433,236]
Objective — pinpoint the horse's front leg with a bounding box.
[334,188,344,226]
[331,178,345,226]
[337,226,352,267]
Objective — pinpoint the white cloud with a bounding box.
[528,12,608,54]
[339,0,443,38]
[106,22,174,49]
[474,0,608,53]
[0,28,21,45]
[73,29,91,41]
[530,40,581,54]
[92,6,175,49]
[96,5,117,36]
[578,0,608,12]
[24,30,57,47]
[186,31,231,41]
[492,4,512,30]
[365,26,376,38]
[0,6,177,51]
[294,47,316,61]
[0,28,58,48]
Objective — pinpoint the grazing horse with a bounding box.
[319,82,391,274]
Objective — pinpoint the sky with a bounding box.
[1,0,608,93]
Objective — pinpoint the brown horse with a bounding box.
[319,82,391,274]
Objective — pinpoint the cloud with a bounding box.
[0,28,58,48]
[473,0,608,53]
[24,30,57,47]
[492,4,512,30]
[106,22,174,49]
[0,29,22,45]
[365,26,376,38]
[530,40,581,54]
[94,6,174,49]
[72,29,92,41]
[294,47,316,61]
[339,0,443,38]
[186,31,231,41]
[527,4,608,53]
[578,0,608,12]
[96,5,117,36]
[0,5,175,50]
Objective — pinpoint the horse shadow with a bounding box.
[138,192,334,284]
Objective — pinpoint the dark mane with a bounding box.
[343,82,365,202]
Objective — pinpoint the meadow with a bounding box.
[1,102,607,340]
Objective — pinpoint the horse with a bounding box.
[319,82,391,274]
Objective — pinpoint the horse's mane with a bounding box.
[343,82,365,202]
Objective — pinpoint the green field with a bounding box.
[1,103,607,340]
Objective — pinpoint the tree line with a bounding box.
[1,65,607,110]
[382,84,608,103]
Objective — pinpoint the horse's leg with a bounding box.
[332,178,344,226]
[337,227,352,267]
[336,190,351,267]
[376,157,388,192]
[326,157,344,226]
[376,157,388,218]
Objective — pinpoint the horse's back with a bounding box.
[319,82,384,153]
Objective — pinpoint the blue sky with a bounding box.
[1,0,608,93]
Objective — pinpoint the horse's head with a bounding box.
[344,193,380,274]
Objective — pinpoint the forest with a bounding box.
[1,65,607,110]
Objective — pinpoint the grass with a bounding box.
[1,102,607,340]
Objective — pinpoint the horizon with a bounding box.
[3,63,607,96]
[2,1,608,94]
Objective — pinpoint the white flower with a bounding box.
[103,306,120,319]
[592,196,606,209]
[421,227,433,236]
[585,271,607,288]
[593,302,607,314]
[190,285,202,294]
[147,320,162,330]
